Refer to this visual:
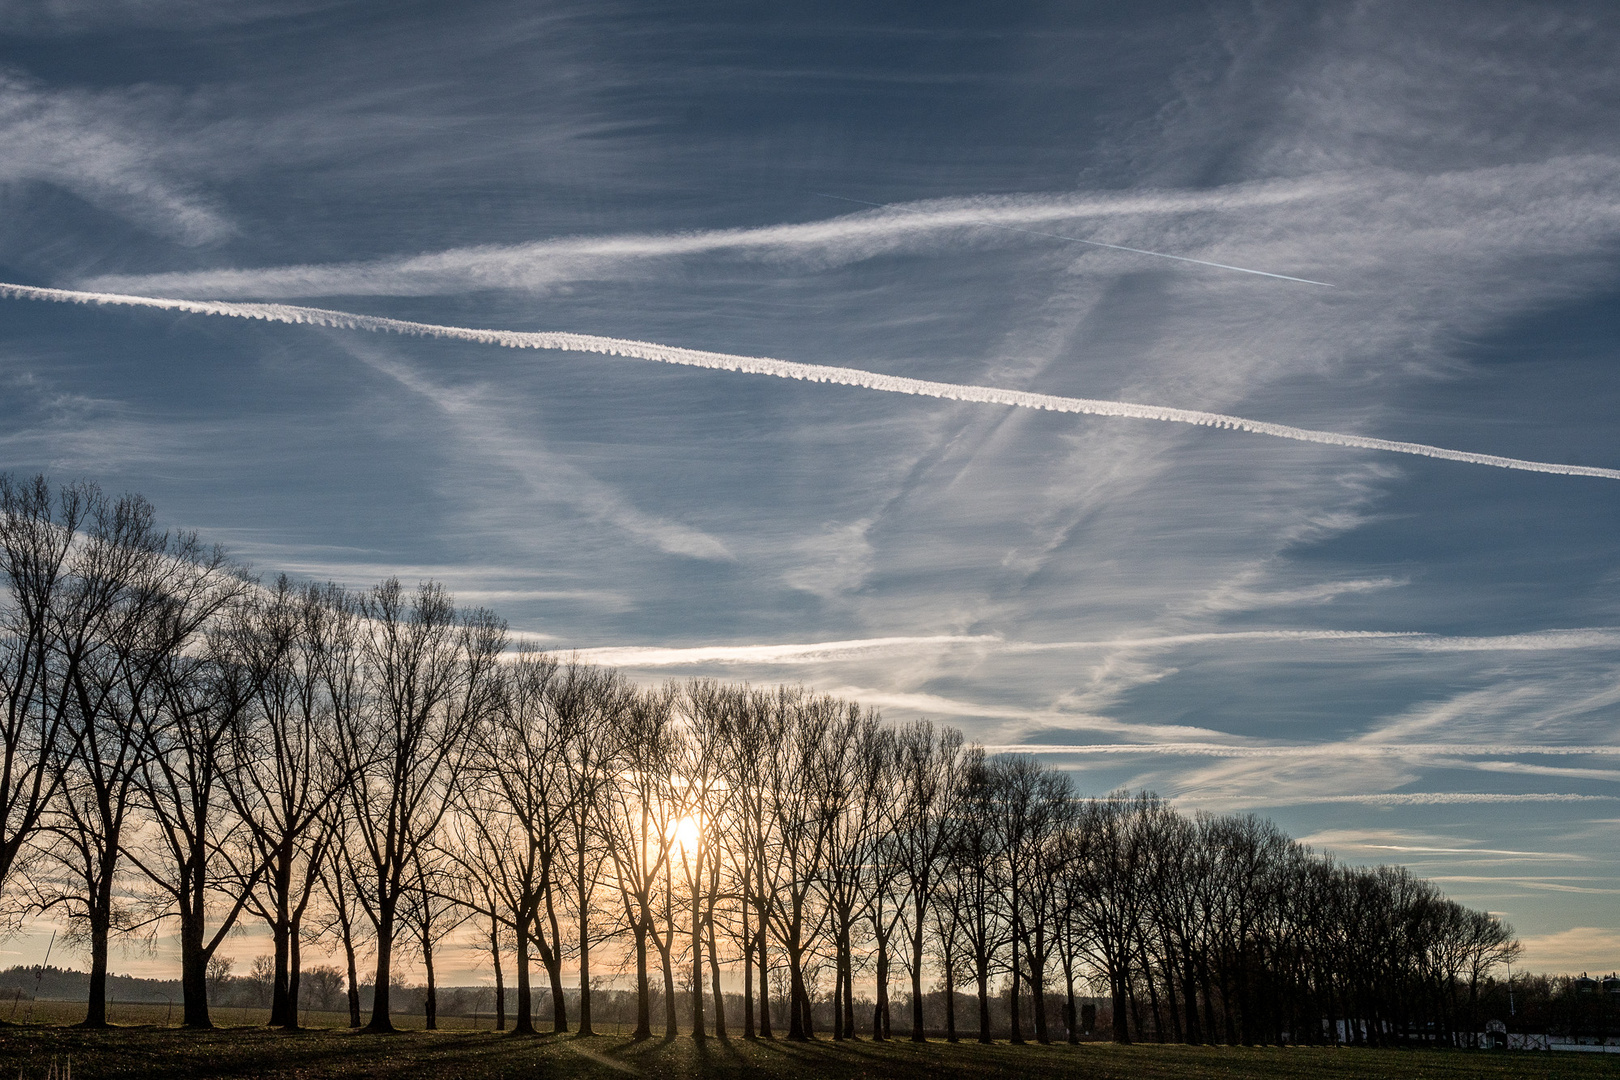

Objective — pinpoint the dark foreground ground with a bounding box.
[2,1025,1618,1080]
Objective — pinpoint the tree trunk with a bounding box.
[944,957,958,1042]
[366,899,396,1032]
[82,909,111,1028]
[423,934,437,1031]
[286,916,303,1029]
[788,951,813,1040]
[873,931,890,1041]
[541,890,568,1032]
[742,880,755,1039]
[633,922,652,1040]
[269,852,293,1026]
[343,927,361,1028]
[491,913,507,1032]
[1064,960,1078,1045]
[179,910,212,1029]
[835,918,853,1039]
[691,878,706,1040]
[911,898,927,1042]
[1008,934,1023,1045]
[659,932,677,1039]
[513,910,534,1034]
[756,917,772,1038]
[1182,952,1202,1045]
[1031,926,1049,1044]
[575,849,594,1035]
[706,914,727,1039]
[1111,968,1131,1045]
[976,960,991,1044]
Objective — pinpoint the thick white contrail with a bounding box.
[812,193,1336,287]
[6,282,1618,481]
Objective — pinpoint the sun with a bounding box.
[674,814,702,850]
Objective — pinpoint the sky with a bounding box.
[1,0,1618,981]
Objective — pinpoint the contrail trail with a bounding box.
[982,743,1620,758]
[811,193,1336,287]
[5,281,1617,480]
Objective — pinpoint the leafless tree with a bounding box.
[20,482,174,1027]
[819,707,893,1040]
[943,747,1006,1043]
[544,659,632,1035]
[224,578,358,1027]
[452,650,564,1035]
[312,809,369,1028]
[0,478,131,912]
[400,845,470,1030]
[763,689,843,1041]
[345,578,503,1032]
[120,541,256,1028]
[602,683,679,1039]
[711,685,780,1040]
[673,680,739,1040]
[890,720,967,1042]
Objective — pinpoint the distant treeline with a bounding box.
[1,476,1520,1046]
[0,965,180,1004]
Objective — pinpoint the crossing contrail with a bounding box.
[811,193,1336,286]
[5,281,1617,481]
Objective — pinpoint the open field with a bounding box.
[2,1024,1619,1080]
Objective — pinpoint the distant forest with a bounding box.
[0,476,1529,1046]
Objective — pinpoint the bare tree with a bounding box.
[763,689,842,1041]
[401,845,469,1030]
[452,650,564,1035]
[673,680,739,1041]
[986,756,1068,1044]
[550,659,632,1036]
[313,810,370,1028]
[345,578,503,1032]
[819,707,893,1040]
[1,478,139,912]
[120,542,257,1028]
[224,578,357,1027]
[945,748,1008,1043]
[602,683,680,1040]
[891,720,967,1042]
[710,685,781,1040]
[12,480,172,1026]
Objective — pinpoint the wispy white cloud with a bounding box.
[1297,828,1582,862]
[575,634,993,668]
[983,743,1620,759]
[339,339,734,562]
[76,181,1344,298]
[570,626,1620,667]
[1269,792,1620,806]
[782,518,876,599]
[0,71,229,243]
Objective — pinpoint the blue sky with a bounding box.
[1,0,1618,976]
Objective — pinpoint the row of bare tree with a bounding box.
[0,477,1517,1044]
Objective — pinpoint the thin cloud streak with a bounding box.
[342,341,735,562]
[77,183,1342,298]
[574,627,1620,666]
[811,192,1334,286]
[1260,793,1620,806]
[575,634,997,667]
[5,283,1619,481]
[984,743,1620,758]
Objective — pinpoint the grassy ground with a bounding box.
[1,1023,1618,1080]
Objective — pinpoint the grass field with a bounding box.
[2,1021,1619,1080]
